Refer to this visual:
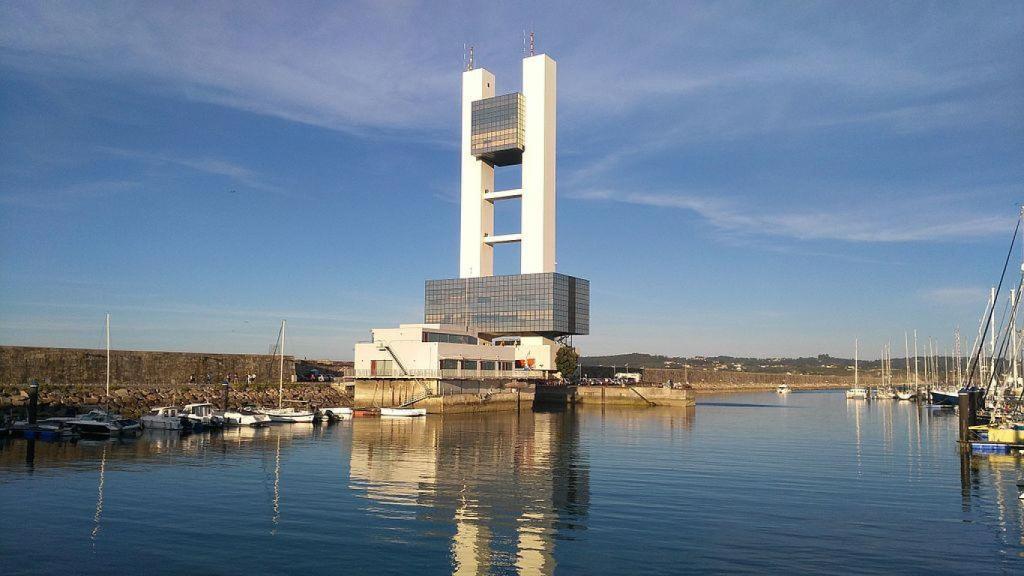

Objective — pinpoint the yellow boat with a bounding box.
[969,423,1024,444]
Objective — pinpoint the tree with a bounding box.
[556,346,579,382]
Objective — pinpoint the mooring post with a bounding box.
[958,390,972,441]
[222,381,230,412]
[28,381,39,426]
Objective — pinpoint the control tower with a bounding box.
[425,51,589,353]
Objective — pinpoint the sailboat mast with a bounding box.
[278,319,286,409]
[904,332,910,384]
[855,338,859,388]
[913,330,919,385]
[105,313,110,398]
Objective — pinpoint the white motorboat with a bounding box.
[845,387,868,400]
[140,406,185,430]
[896,391,916,401]
[260,406,315,423]
[68,410,141,437]
[223,406,271,427]
[181,403,225,428]
[776,384,791,394]
[317,407,353,421]
[380,407,427,417]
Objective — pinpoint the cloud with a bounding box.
[0,179,139,209]
[571,189,1015,243]
[921,287,990,306]
[97,147,276,191]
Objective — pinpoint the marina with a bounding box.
[2,390,1022,574]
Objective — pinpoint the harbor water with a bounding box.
[1,390,1022,575]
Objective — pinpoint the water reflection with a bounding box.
[348,410,590,575]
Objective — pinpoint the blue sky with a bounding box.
[1,1,1022,360]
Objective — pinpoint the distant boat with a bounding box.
[140,406,186,430]
[181,403,225,428]
[257,319,314,423]
[223,406,271,427]
[380,407,427,417]
[930,388,959,406]
[896,391,916,401]
[776,384,791,394]
[847,339,866,399]
[317,407,353,421]
[68,410,141,437]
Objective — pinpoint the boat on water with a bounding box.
[261,406,315,423]
[845,387,868,399]
[929,388,959,406]
[875,389,897,400]
[896,391,916,401]
[222,406,271,427]
[317,407,353,421]
[13,416,78,439]
[846,339,867,399]
[140,406,186,430]
[380,407,427,417]
[181,403,225,428]
[67,410,141,437]
[776,384,791,394]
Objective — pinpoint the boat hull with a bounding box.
[930,391,959,406]
[380,408,427,418]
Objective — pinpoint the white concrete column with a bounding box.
[521,54,556,274]
[460,68,495,278]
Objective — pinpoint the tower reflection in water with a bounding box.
[347,410,590,575]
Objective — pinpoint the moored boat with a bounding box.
[181,403,225,428]
[845,387,868,399]
[223,406,271,427]
[140,406,186,430]
[317,407,353,421]
[380,407,427,417]
[929,388,959,406]
[776,384,791,394]
[896,390,915,401]
[67,410,141,437]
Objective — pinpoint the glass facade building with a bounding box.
[425,273,589,337]
[471,93,525,166]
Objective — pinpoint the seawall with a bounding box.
[0,382,349,419]
[1,345,295,387]
[641,367,879,391]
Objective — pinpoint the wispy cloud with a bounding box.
[572,189,1014,243]
[0,179,139,209]
[921,287,990,306]
[97,147,276,192]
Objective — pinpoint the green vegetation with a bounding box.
[581,352,936,377]
[556,346,580,380]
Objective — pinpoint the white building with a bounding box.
[355,46,587,385]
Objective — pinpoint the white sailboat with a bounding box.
[846,339,867,399]
[259,320,315,423]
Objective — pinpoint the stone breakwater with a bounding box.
[641,368,880,391]
[0,383,351,419]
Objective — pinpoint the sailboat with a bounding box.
[846,339,867,399]
[69,314,142,436]
[259,320,315,423]
[897,331,916,400]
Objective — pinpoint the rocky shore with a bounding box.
[0,382,351,419]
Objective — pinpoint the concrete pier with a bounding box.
[536,384,694,407]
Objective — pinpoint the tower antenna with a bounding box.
[468,45,474,71]
[529,31,535,56]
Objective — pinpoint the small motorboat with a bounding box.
[222,406,271,427]
[181,403,225,429]
[13,416,78,439]
[380,407,427,417]
[140,406,186,430]
[67,410,141,437]
[317,407,353,421]
[776,384,791,394]
[845,387,868,400]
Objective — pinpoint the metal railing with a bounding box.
[354,368,547,380]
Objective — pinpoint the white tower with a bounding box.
[460,54,557,278]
